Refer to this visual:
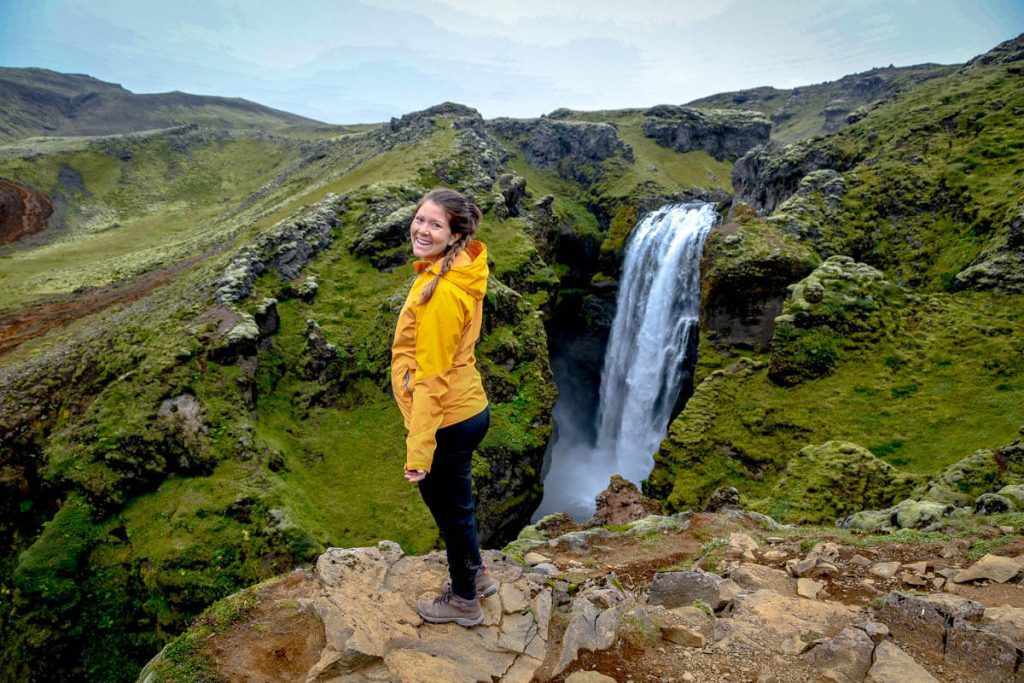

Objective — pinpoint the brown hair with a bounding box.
[416,188,482,305]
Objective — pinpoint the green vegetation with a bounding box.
[653,290,1024,517]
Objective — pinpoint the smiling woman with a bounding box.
[389,187,496,626]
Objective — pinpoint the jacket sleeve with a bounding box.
[406,285,471,471]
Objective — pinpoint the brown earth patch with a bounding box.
[208,569,326,683]
[0,178,53,245]
[0,243,226,355]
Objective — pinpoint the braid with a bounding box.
[418,233,469,305]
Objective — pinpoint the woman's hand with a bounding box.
[404,468,426,482]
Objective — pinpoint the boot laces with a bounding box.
[433,583,453,605]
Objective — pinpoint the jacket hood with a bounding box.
[414,240,488,300]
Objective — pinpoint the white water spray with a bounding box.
[535,203,717,521]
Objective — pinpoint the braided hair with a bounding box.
[416,188,482,305]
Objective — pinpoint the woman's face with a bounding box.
[410,200,455,261]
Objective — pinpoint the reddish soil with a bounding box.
[208,570,326,683]
[0,244,227,356]
[0,178,53,245]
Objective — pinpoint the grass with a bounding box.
[0,132,300,314]
[656,289,1024,514]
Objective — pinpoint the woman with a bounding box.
[390,188,496,626]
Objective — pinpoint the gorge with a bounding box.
[0,33,1022,682]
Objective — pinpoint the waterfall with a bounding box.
[535,203,717,521]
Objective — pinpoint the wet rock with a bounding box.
[648,569,741,611]
[865,641,938,683]
[951,553,1024,583]
[802,625,875,682]
[585,474,661,527]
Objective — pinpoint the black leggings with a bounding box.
[417,406,490,600]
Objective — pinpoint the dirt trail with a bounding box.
[0,178,53,245]
[0,245,226,356]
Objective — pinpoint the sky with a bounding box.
[1,0,1022,124]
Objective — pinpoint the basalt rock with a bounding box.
[215,194,343,305]
[700,209,820,349]
[642,105,770,161]
[732,137,856,216]
[487,116,633,185]
[585,474,662,528]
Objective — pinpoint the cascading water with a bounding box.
[535,203,717,521]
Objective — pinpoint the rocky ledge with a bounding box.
[138,504,1023,683]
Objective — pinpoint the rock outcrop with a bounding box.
[768,256,905,385]
[139,509,1024,682]
[642,105,770,161]
[732,137,855,216]
[215,194,344,305]
[769,441,920,524]
[487,116,632,185]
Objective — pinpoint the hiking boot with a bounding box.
[442,567,499,601]
[415,584,483,626]
[475,566,498,599]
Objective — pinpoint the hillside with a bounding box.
[686,63,955,143]
[0,67,342,142]
[0,34,1022,682]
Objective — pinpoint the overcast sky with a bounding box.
[1,0,1022,124]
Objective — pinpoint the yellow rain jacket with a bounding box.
[391,240,489,472]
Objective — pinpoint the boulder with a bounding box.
[648,569,741,611]
[727,563,797,597]
[801,625,875,682]
[877,591,1023,682]
[585,474,661,528]
[951,554,1024,584]
[865,641,938,683]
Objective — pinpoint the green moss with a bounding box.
[654,291,1024,510]
[765,441,921,524]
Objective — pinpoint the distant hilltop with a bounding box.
[0,67,329,141]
